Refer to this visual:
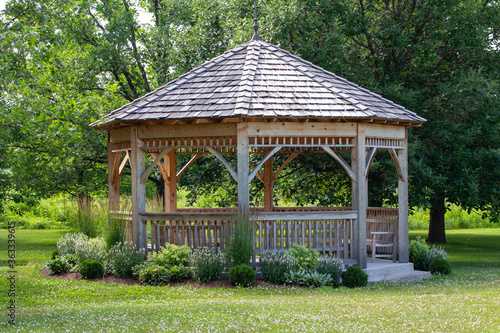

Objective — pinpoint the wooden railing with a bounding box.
[115,206,398,263]
[139,210,357,264]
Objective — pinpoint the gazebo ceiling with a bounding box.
[92,39,426,130]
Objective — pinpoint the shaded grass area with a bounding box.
[0,229,499,332]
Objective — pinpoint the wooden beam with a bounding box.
[248,146,282,183]
[273,152,299,181]
[149,152,168,183]
[206,147,238,182]
[389,148,405,182]
[321,146,356,182]
[138,123,237,139]
[108,135,121,212]
[176,153,203,181]
[165,150,177,213]
[398,130,409,263]
[247,122,357,137]
[140,146,173,184]
[263,147,273,212]
[237,123,250,212]
[365,147,377,177]
[118,151,130,177]
[249,162,264,182]
[354,123,368,268]
[130,126,147,250]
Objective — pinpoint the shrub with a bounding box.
[57,232,88,255]
[409,237,431,270]
[133,262,170,286]
[64,254,78,268]
[105,242,145,278]
[46,257,69,275]
[74,237,106,265]
[168,265,191,282]
[316,255,343,287]
[51,249,60,260]
[428,245,447,262]
[429,259,452,275]
[150,244,191,268]
[189,248,226,283]
[229,264,256,287]
[259,250,296,284]
[286,243,320,270]
[285,270,334,288]
[229,212,254,267]
[342,266,368,288]
[79,259,104,279]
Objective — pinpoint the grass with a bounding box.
[1,229,500,332]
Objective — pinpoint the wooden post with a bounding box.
[165,150,177,213]
[108,133,121,212]
[398,129,409,263]
[352,123,368,268]
[237,123,250,213]
[263,147,273,212]
[130,126,147,250]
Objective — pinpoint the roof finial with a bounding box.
[252,0,260,41]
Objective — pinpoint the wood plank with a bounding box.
[248,146,282,182]
[165,150,178,212]
[237,123,250,211]
[322,146,356,181]
[398,129,409,262]
[207,147,238,182]
[130,126,147,250]
[365,123,405,139]
[140,147,173,184]
[247,122,357,137]
[138,123,237,139]
[110,127,132,143]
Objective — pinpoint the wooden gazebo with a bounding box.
[92,33,425,269]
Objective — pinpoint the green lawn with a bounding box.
[1,229,499,332]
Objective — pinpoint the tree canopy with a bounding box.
[1,0,499,242]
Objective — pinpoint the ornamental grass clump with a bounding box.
[189,248,226,283]
[316,255,343,287]
[105,241,145,278]
[229,211,254,267]
[259,250,296,284]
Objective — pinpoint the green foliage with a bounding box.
[57,232,89,256]
[133,262,170,286]
[150,244,191,268]
[168,265,192,283]
[51,249,60,260]
[79,259,104,279]
[285,270,334,289]
[409,237,431,271]
[229,212,253,267]
[46,257,70,275]
[229,264,256,287]
[104,215,127,250]
[46,254,77,275]
[316,255,343,287]
[341,266,368,288]
[189,248,226,283]
[73,237,106,265]
[429,259,452,276]
[286,243,320,271]
[409,205,497,231]
[105,242,145,278]
[259,250,296,284]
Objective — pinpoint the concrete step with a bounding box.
[364,260,431,284]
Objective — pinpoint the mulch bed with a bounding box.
[39,268,281,289]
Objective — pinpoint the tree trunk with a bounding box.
[428,194,446,243]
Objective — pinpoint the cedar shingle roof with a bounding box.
[92,39,425,128]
